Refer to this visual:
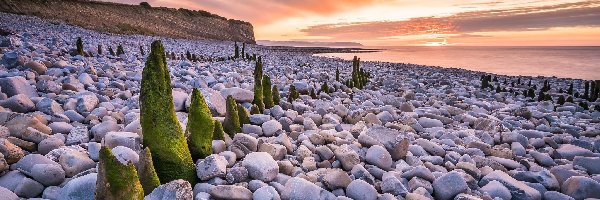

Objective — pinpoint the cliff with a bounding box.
[0,0,255,43]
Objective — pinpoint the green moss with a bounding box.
[310,88,317,99]
[238,104,250,125]
[272,85,281,105]
[288,85,299,103]
[76,37,84,56]
[140,40,196,185]
[95,147,144,200]
[224,95,241,138]
[262,75,274,109]
[117,44,125,55]
[250,105,260,114]
[186,88,215,161]
[212,121,225,140]
[109,47,116,56]
[253,74,265,112]
[234,42,239,59]
[136,147,160,195]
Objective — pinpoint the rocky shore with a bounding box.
[1,12,600,200]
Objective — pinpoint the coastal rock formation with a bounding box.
[0,0,255,43]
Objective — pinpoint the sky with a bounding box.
[101,0,600,46]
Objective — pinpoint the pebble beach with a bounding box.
[1,12,600,200]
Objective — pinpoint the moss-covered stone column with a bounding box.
[95,146,144,200]
[140,40,196,185]
[186,88,215,161]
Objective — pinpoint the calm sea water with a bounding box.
[316,46,600,80]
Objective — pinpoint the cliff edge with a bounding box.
[0,0,255,43]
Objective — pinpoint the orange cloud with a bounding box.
[101,0,388,25]
[300,1,600,41]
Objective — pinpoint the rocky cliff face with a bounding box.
[0,0,255,43]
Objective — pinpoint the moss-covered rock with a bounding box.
[310,88,317,99]
[95,146,144,200]
[213,120,225,140]
[250,105,260,114]
[76,37,84,56]
[272,85,280,105]
[136,147,160,196]
[253,75,264,112]
[186,88,215,161]
[117,44,125,55]
[224,95,241,138]
[140,40,196,185]
[288,85,299,103]
[238,104,250,125]
[109,46,116,56]
[262,75,274,109]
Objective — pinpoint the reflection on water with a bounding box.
[316,46,600,80]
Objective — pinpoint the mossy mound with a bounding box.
[238,104,250,125]
[76,37,84,56]
[136,147,161,195]
[224,95,241,138]
[140,40,196,185]
[212,120,225,140]
[95,146,144,200]
[186,88,215,161]
[272,85,281,105]
[262,75,274,109]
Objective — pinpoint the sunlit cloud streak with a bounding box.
[300,1,600,40]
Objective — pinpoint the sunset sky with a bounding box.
[102,0,600,46]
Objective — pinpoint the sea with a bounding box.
[315,46,600,80]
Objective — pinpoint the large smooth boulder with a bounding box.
[433,171,468,200]
[0,171,44,198]
[0,94,35,113]
[480,170,541,200]
[346,179,378,200]
[365,145,393,170]
[281,177,324,200]
[242,152,278,182]
[58,173,98,200]
[0,76,38,98]
[334,144,360,171]
[196,154,228,181]
[144,179,193,200]
[561,176,600,199]
[210,185,252,200]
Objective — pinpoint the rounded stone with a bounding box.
[346,179,378,200]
